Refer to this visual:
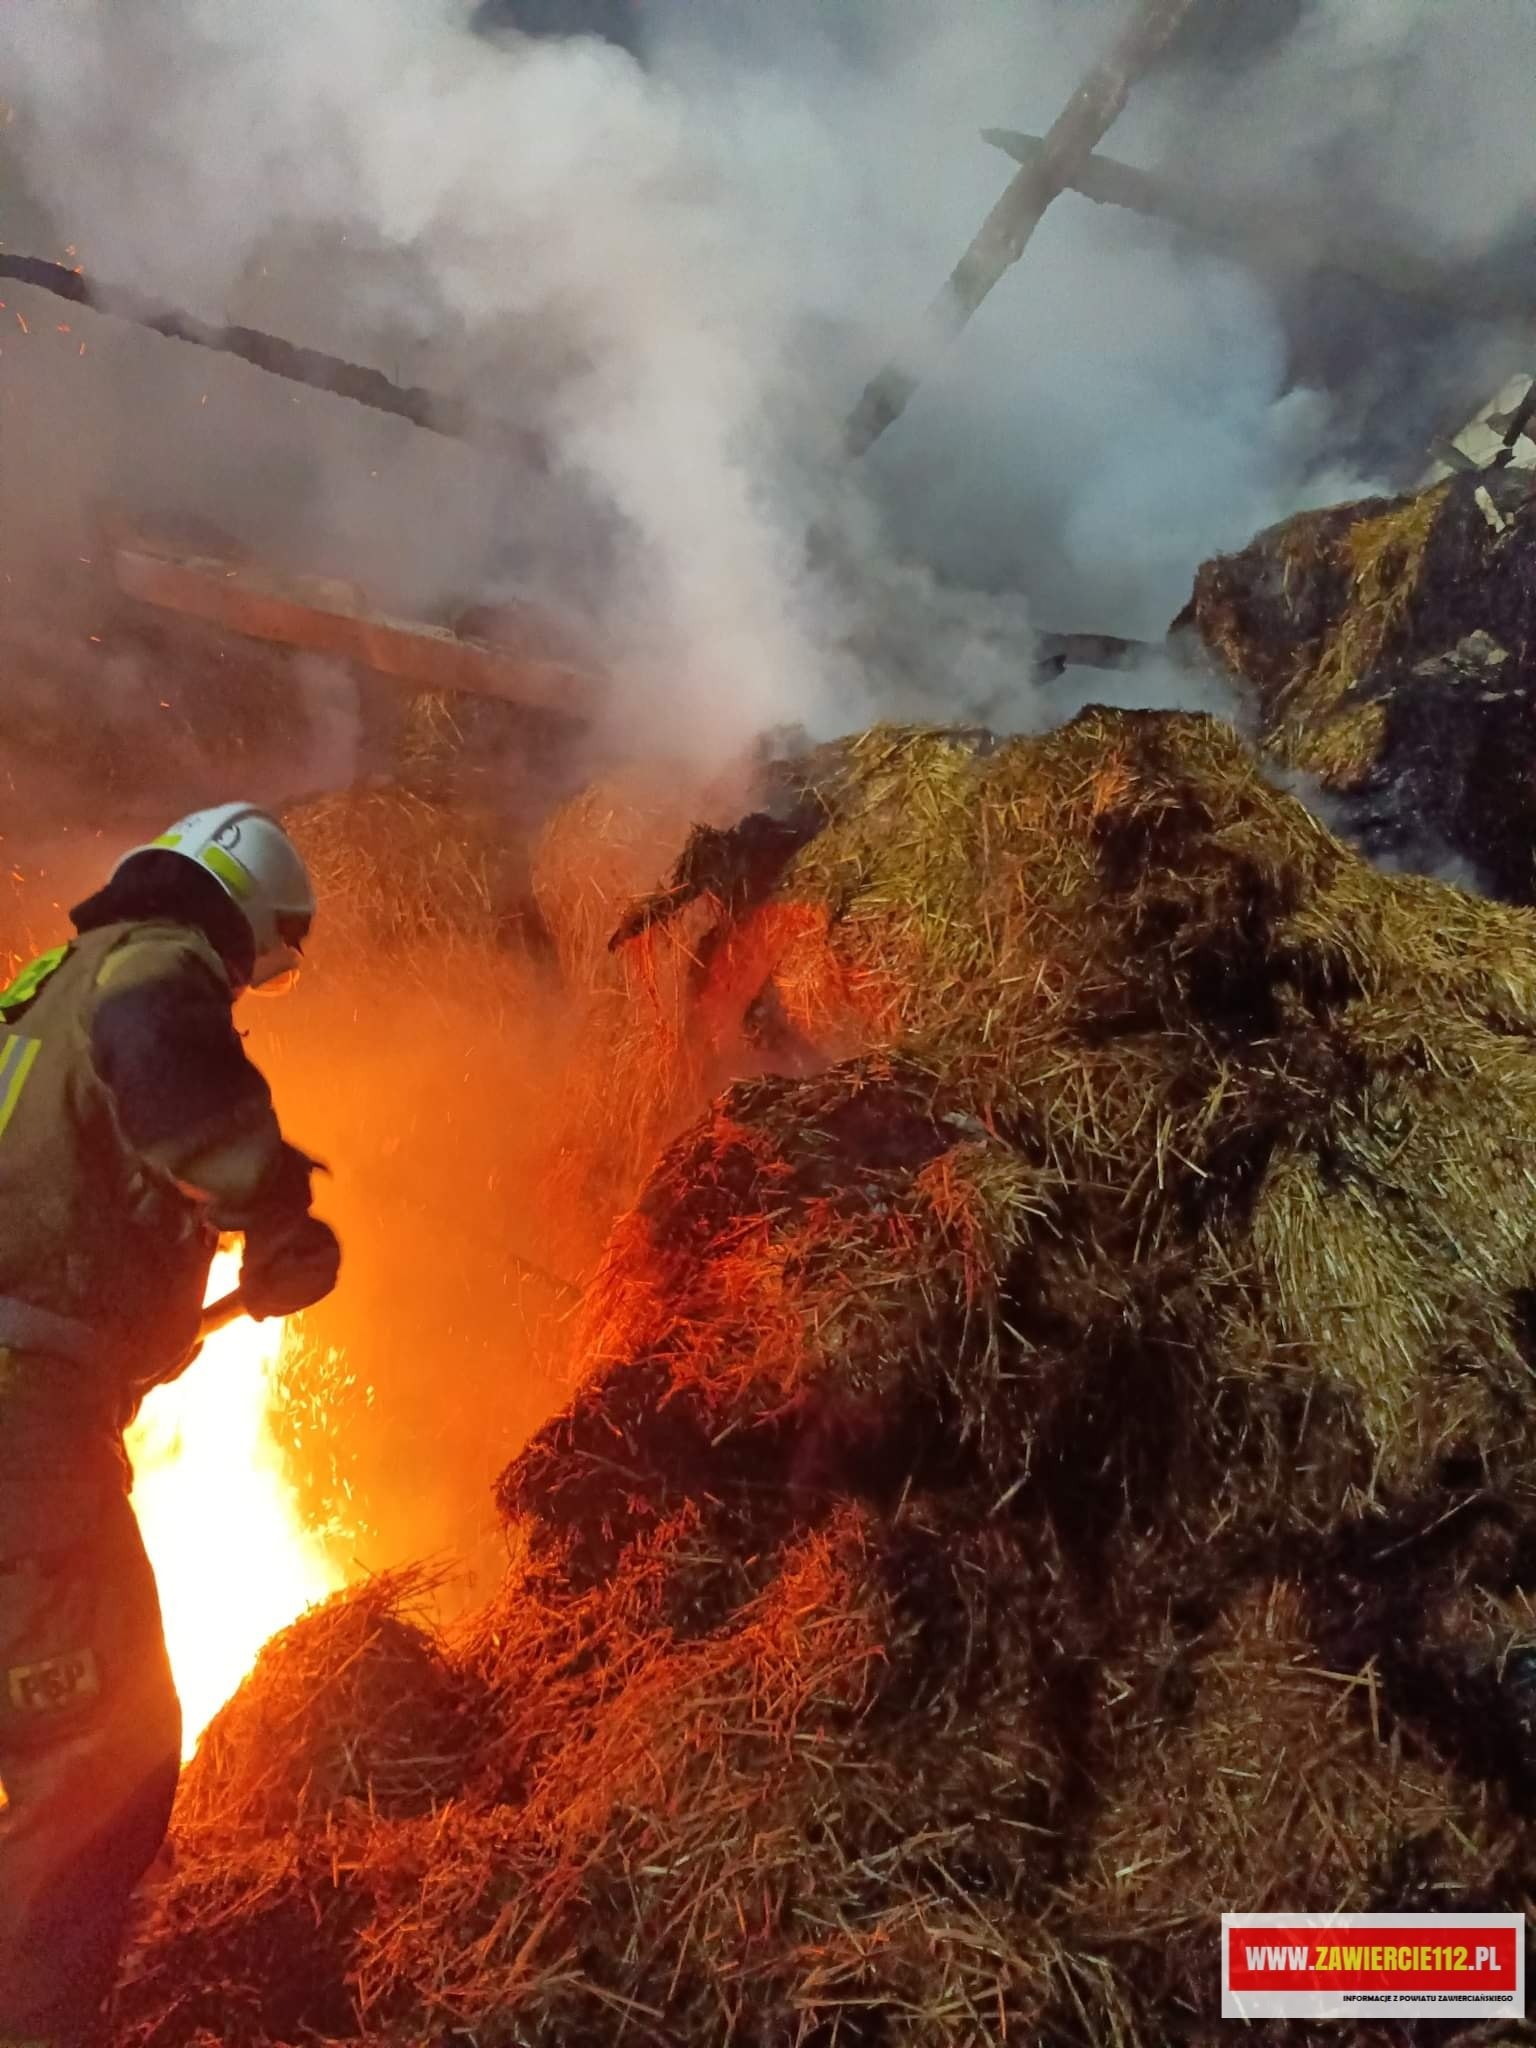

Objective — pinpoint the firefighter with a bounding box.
[0,803,342,2046]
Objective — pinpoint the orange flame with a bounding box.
[126,1250,346,1757]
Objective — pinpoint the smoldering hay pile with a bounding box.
[280,688,576,968]
[1182,463,1536,903]
[116,711,1536,2047]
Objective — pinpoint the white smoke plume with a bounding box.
[2,0,1533,773]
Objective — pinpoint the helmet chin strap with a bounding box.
[247,947,303,997]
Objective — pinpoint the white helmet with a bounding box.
[116,803,316,989]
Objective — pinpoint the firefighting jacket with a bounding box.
[0,918,304,1484]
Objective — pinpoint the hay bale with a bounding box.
[1182,468,1536,899]
[569,714,1536,1505]
[177,1571,475,1837]
[484,709,1536,2031]
[531,761,705,991]
[502,1059,1078,1594]
[391,685,578,812]
[117,1576,479,2044]
[351,1509,1082,2043]
[1063,1578,1518,2023]
[1305,1491,1536,1811]
[116,1836,368,2048]
[529,762,749,1242]
[1107,1578,1507,1917]
[283,784,535,960]
[120,711,1536,2046]
[124,1514,1531,2045]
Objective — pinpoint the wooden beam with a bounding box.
[0,251,547,467]
[844,0,1203,457]
[1034,629,1150,675]
[113,546,604,722]
[980,128,1536,323]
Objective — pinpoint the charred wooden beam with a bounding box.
[0,251,547,467]
[1034,629,1150,676]
[844,0,1203,457]
[1494,377,1536,462]
[980,129,1536,323]
[113,545,603,720]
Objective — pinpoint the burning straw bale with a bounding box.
[178,1569,477,1838]
[529,761,748,1238]
[497,710,1536,2026]
[120,711,1536,2045]
[1182,466,1536,900]
[116,1833,370,2048]
[576,714,1536,1501]
[367,1509,1087,2043]
[531,761,706,992]
[283,785,542,961]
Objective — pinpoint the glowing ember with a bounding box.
[126,1250,345,1756]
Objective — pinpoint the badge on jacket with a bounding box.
[6,1647,102,1714]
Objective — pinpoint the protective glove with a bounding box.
[240,1212,341,1321]
[210,1140,326,1237]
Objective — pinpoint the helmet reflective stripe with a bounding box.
[199,842,254,900]
[114,803,316,988]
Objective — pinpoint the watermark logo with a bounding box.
[1222,1913,1525,2019]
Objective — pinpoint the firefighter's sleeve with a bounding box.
[86,930,304,1230]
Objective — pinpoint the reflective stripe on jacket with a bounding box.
[0,920,284,1475]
